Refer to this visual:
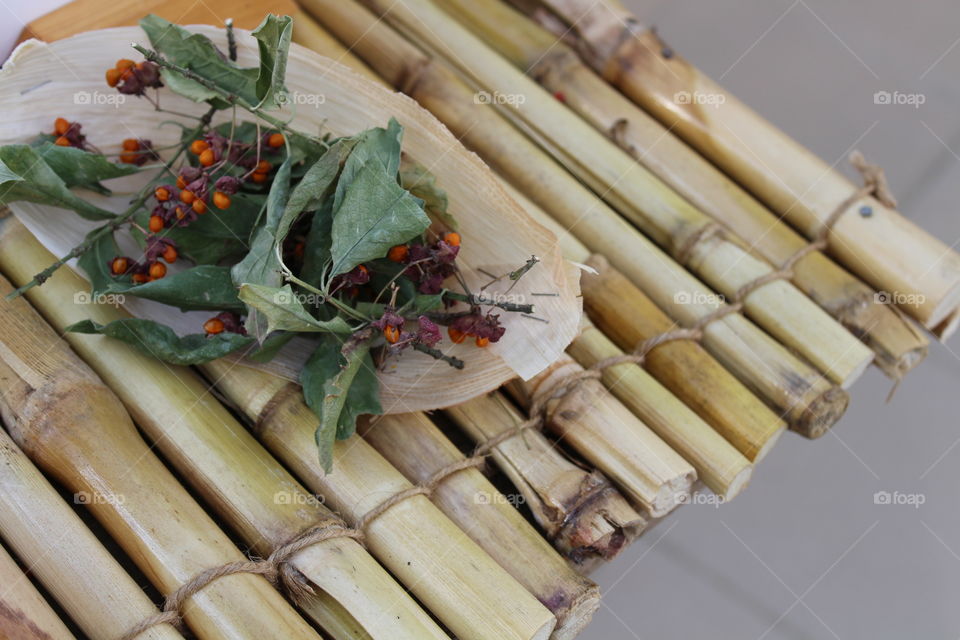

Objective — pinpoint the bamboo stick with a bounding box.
[0,426,183,640]
[355,0,875,387]
[515,0,960,334]
[503,178,786,462]
[359,412,599,639]
[0,216,450,640]
[509,357,698,511]
[303,0,849,436]
[440,0,929,379]
[0,278,322,640]
[445,392,645,564]
[291,9,381,83]
[0,542,76,640]
[201,359,558,640]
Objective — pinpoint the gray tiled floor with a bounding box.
[584,2,960,638]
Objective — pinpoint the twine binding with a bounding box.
[121,153,892,639]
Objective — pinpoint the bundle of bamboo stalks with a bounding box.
[509,0,960,339]
[0,4,953,639]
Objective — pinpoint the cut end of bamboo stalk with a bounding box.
[792,386,850,439]
[933,307,960,342]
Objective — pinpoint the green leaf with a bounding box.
[76,228,121,296]
[105,265,243,312]
[329,164,430,276]
[252,14,293,110]
[66,318,253,365]
[278,139,352,243]
[0,145,116,220]
[34,143,140,195]
[299,196,334,287]
[399,161,457,230]
[140,15,259,106]
[237,283,352,334]
[332,118,403,211]
[246,331,295,363]
[301,336,380,472]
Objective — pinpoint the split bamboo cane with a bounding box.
[445,392,645,561]
[0,542,76,640]
[512,0,960,334]
[201,359,558,640]
[0,216,450,640]
[359,412,599,639]
[505,358,749,504]
[441,0,929,378]
[0,277,322,640]
[354,0,875,387]
[302,0,847,434]
[0,426,183,640]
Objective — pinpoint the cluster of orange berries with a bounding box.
[51,117,88,149]
[109,239,177,284]
[119,138,156,165]
[105,58,162,96]
[202,311,246,336]
[448,327,489,347]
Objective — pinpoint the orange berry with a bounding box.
[179,189,196,204]
[122,138,140,151]
[119,151,139,164]
[251,171,268,184]
[384,325,401,344]
[105,68,121,87]
[132,273,149,284]
[256,160,272,173]
[475,336,489,348]
[448,327,467,344]
[267,133,285,148]
[162,245,178,263]
[154,186,170,202]
[148,262,166,279]
[148,215,164,232]
[192,199,207,215]
[176,175,187,189]
[115,59,136,71]
[110,257,129,275]
[174,206,187,221]
[443,232,461,247]
[198,148,216,167]
[387,245,409,263]
[357,265,368,275]
[54,117,70,135]
[189,139,209,155]
[204,318,225,334]
[54,136,71,147]
[212,191,231,210]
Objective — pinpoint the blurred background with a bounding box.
[2,1,959,638]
